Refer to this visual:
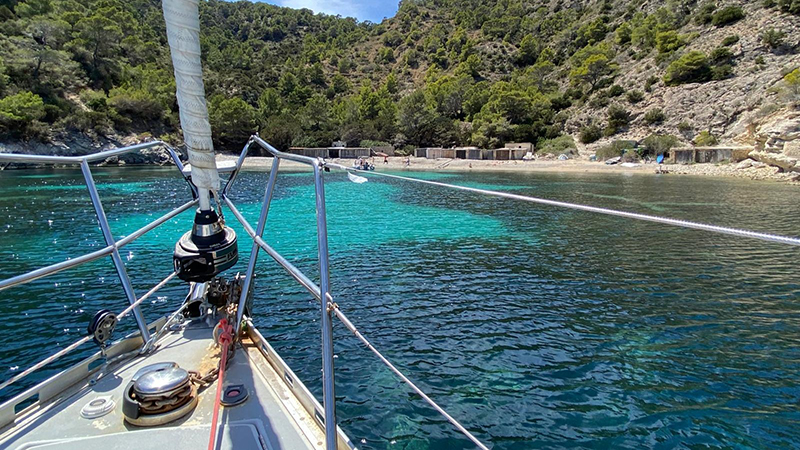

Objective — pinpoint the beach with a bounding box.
[217,154,800,184]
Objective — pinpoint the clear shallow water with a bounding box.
[0,167,799,449]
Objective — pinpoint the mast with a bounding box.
[162,0,218,210]
[163,0,238,284]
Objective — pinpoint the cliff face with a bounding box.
[0,133,179,165]
[566,2,800,152]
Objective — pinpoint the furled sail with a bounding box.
[162,0,220,205]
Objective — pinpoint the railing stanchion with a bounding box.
[234,156,280,336]
[80,160,151,342]
[313,162,337,450]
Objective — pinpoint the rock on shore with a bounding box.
[0,133,180,167]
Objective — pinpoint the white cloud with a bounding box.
[278,0,362,18]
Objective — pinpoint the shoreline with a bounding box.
[218,155,800,185]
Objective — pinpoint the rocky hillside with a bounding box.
[0,0,798,159]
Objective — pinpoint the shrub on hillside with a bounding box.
[0,91,47,139]
[641,133,679,156]
[761,29,786,49]
[538,134,577,155]
[606,104,631,135]
[656,31,685,54]
[626,90,644,104]
[712,6,745,27]
[644,108,666,125]
[621,149,641,162]
[108,87,164,121]
[694,130,718,146]
[644,76,660,92]
[579,125,602,144]
[694,2,717,25]
[664,51,712,85]
[608,84,625,97]
[709,47,734,65]
[722,35,740,46]
[784,68,800,101]
[777,0,800,15]
[711,64,734,80]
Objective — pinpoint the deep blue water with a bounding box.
[0,167,799,449]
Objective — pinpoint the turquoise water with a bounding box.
[1,167,799,449]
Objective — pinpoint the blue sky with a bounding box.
[259,0,399,22]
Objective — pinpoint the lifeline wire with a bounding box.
[331,302,490,450]
[0,272,177,392]
[328,163,800,248]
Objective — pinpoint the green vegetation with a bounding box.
[641,133,679,156]
[644,76,660,92]
[695,2,717,25]
[784,68,800,101]
[766,0,800,15]
[0,91,46,139]
[626,90,644,104]
[537,135,576,155]
[664,51,712,85]
[721,35,740,46]
[596,140,634,159]
[761,29,786,49]
[656,31,685,55]
[0,0,786,149]
[644,108,666,125]
[579,125,602,144]
[712,6,745,27]
[694,130,718,146]
[605,104,631,135]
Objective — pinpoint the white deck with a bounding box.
[0,320,330,450]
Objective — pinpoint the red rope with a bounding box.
[208,318,233,450]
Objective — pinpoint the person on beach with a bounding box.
[405,157,410,167]
[384,155,388,164]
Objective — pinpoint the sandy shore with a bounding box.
[217,154,800,185]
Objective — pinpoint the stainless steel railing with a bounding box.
[0,141,195,339]
[0,137,491,450]
[222,135,490,450]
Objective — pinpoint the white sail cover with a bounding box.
[162,0,220,192]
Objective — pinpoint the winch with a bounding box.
[122,362,198,426]
[173,208,238,283]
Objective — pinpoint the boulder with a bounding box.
[755,110,800,149]
[749,150,799,173]
[784,141,800,159]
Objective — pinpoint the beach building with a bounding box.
[289,142,372,159]
[484,142,533,160]
[336,147,371,158]
[289,147,329,158]
[505,142,533,152]
[426,148,456,159]
[454,147,484,160]
[667,147,752,164]
[414,148,435,158]
[484,149,510,160]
